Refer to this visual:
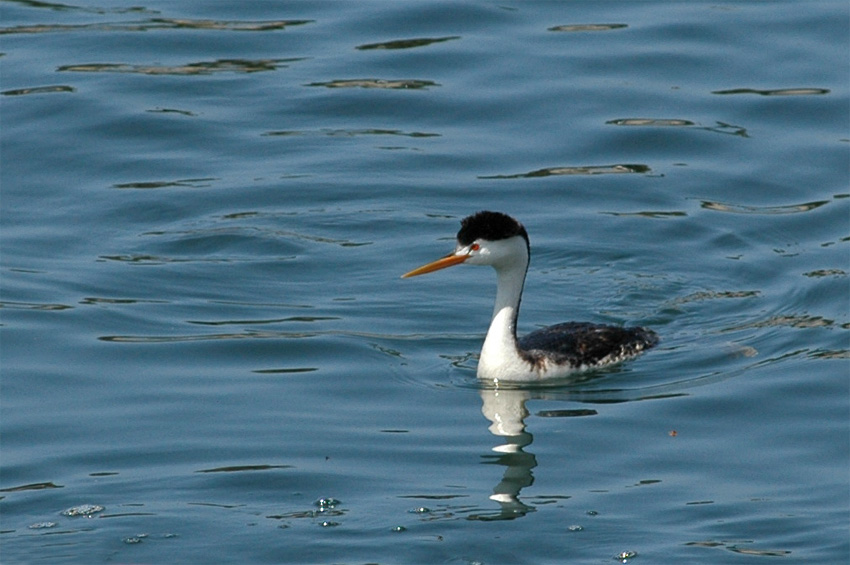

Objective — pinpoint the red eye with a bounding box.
[471,243,480,251]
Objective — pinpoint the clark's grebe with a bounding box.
[402,211,658,382]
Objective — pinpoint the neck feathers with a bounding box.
[478,260,529,380]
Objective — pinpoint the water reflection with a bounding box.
[469,388,537,521]
[471,387,601,521]
[470,382,685,521]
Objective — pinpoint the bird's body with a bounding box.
[402,211,657,383]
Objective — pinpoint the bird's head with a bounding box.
[402,211,529,278]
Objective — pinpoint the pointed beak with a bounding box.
[401,251,469,278]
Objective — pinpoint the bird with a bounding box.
[402,211,658,383]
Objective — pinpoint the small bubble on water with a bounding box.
[314,497,341,509]
[320,520,339,527]
[408,506,431,514]
[614,550,638,561]
[568,524,584,532]
[28,522,57,529]
[585,510,598,516]
[391,525,407,532]
[123,537,143,545]
[61,504,104,517]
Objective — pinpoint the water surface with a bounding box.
[1,1,848,563]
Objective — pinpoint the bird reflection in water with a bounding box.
[468,387,538,521]
[469,387,603,521]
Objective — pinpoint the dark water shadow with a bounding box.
[356,36,459,50]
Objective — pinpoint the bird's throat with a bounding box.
[478,263,527,379]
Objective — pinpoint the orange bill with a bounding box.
[401,253,468,278]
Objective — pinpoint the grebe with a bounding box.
[402,211,658,382]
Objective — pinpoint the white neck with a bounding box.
[477,259,530,381]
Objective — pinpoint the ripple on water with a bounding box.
[479,164,650,179]
[57,58,305,75]
[700,199,830,215]
[711,87,830,96]
[306,79,440,89]
[0,18,312,35]
[355,36,459,50]
[61,504,104,517]
[548,23,628,32]
[1,85,75,96]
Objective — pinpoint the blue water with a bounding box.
[2,1,848,563]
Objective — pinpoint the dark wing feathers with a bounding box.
[518,322,658,368]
